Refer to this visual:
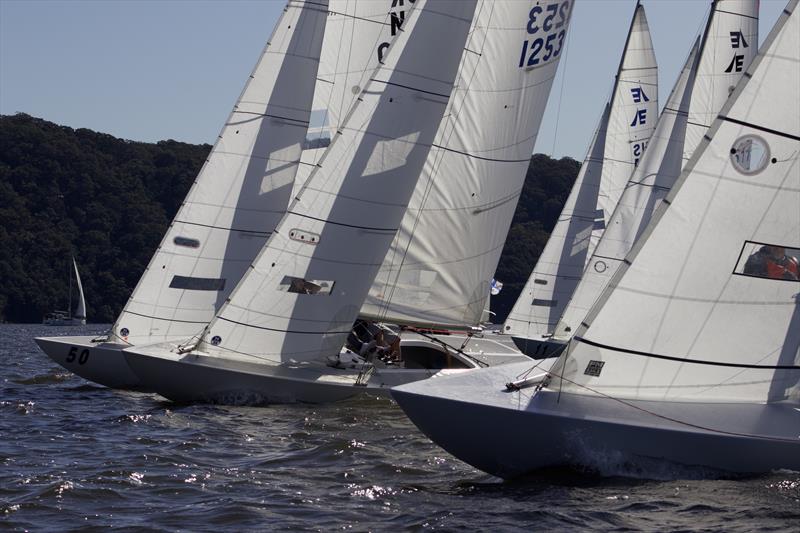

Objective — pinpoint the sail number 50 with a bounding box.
[66,346,90,365]
[519,1,570,69]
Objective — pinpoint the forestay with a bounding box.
[591,2,658,260]
[555,1,800,403]
[111,0,328,346]
[199,0,478,362]
[553,39,700,339]
[359,0,574,328]
[503,105,610,340]
[683,0,758,165]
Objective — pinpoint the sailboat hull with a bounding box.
[120,332,526,405]
[35,336,142,390]
[392,362,800,478]
[123,347,384,404]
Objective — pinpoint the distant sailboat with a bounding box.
[393,0,800,477]
[43,257,87,326]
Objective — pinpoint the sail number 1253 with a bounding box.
[519,1,570,69]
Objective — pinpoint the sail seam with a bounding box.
[575,336,800,369]
[285,211,398,232]
[430,143,531,163]
[123,310,210,325]
[369,78,451,99]
[174,220,272,235]
[218,316,350,335]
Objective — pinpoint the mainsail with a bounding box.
[555,0,800,403]
[683,0,759,165]
[111,0,328,346]
[502,2,656,344]
[359,0,574,328]
[196,0,478,362]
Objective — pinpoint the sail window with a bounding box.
[534,279,548,285]
[169,276,227,291]
[730,135,770,175]
[734,241,800,282]
[174,236,200,248]
[279,276,334,295]
[532,298,558,307]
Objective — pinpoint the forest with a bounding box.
[0,113,579,324]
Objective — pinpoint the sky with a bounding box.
[0,0,786,160]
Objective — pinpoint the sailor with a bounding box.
[744,245,799,280]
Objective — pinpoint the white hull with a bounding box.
[35,336,142,390]
[392,362,800,478]
[122,332,529,404]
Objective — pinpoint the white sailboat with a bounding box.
[35,0,330,388]
[503,1,658,357]
[393,0,800,477]
[43,257,87,326]
[121,0,574,405]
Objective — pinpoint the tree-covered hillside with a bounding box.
[0,113,578,324]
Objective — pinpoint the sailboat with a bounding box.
[121,0,574,404]
[503,1,659,358]
[505,0,759,358]
[43,257,87,326]
[392,0,800,477]
[35,0,330,388]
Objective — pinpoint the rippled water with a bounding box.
[2,324,799,530]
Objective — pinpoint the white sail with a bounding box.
[555,0,800,403]
[358,0,574,328]
[683,0,759,165]
[591,2,658,260]
[503,104,610,341]
[295,0,400,197]
[72,257,86,320]
[111,0,328,346]
[196,0,478,362]
[553,39,701,339]
[502,2,656,343]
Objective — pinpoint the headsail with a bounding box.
[111,0,328,345]
[198,0,478,362]
[683,0,759,165]
[554,0,800,403]
[358,0,574,328]
[553,39,701,339]
[72,257,86,321]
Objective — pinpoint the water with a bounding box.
[2,324,798,531]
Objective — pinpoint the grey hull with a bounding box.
[391,362,800,478]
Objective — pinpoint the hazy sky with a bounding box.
[0,0,786,160]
